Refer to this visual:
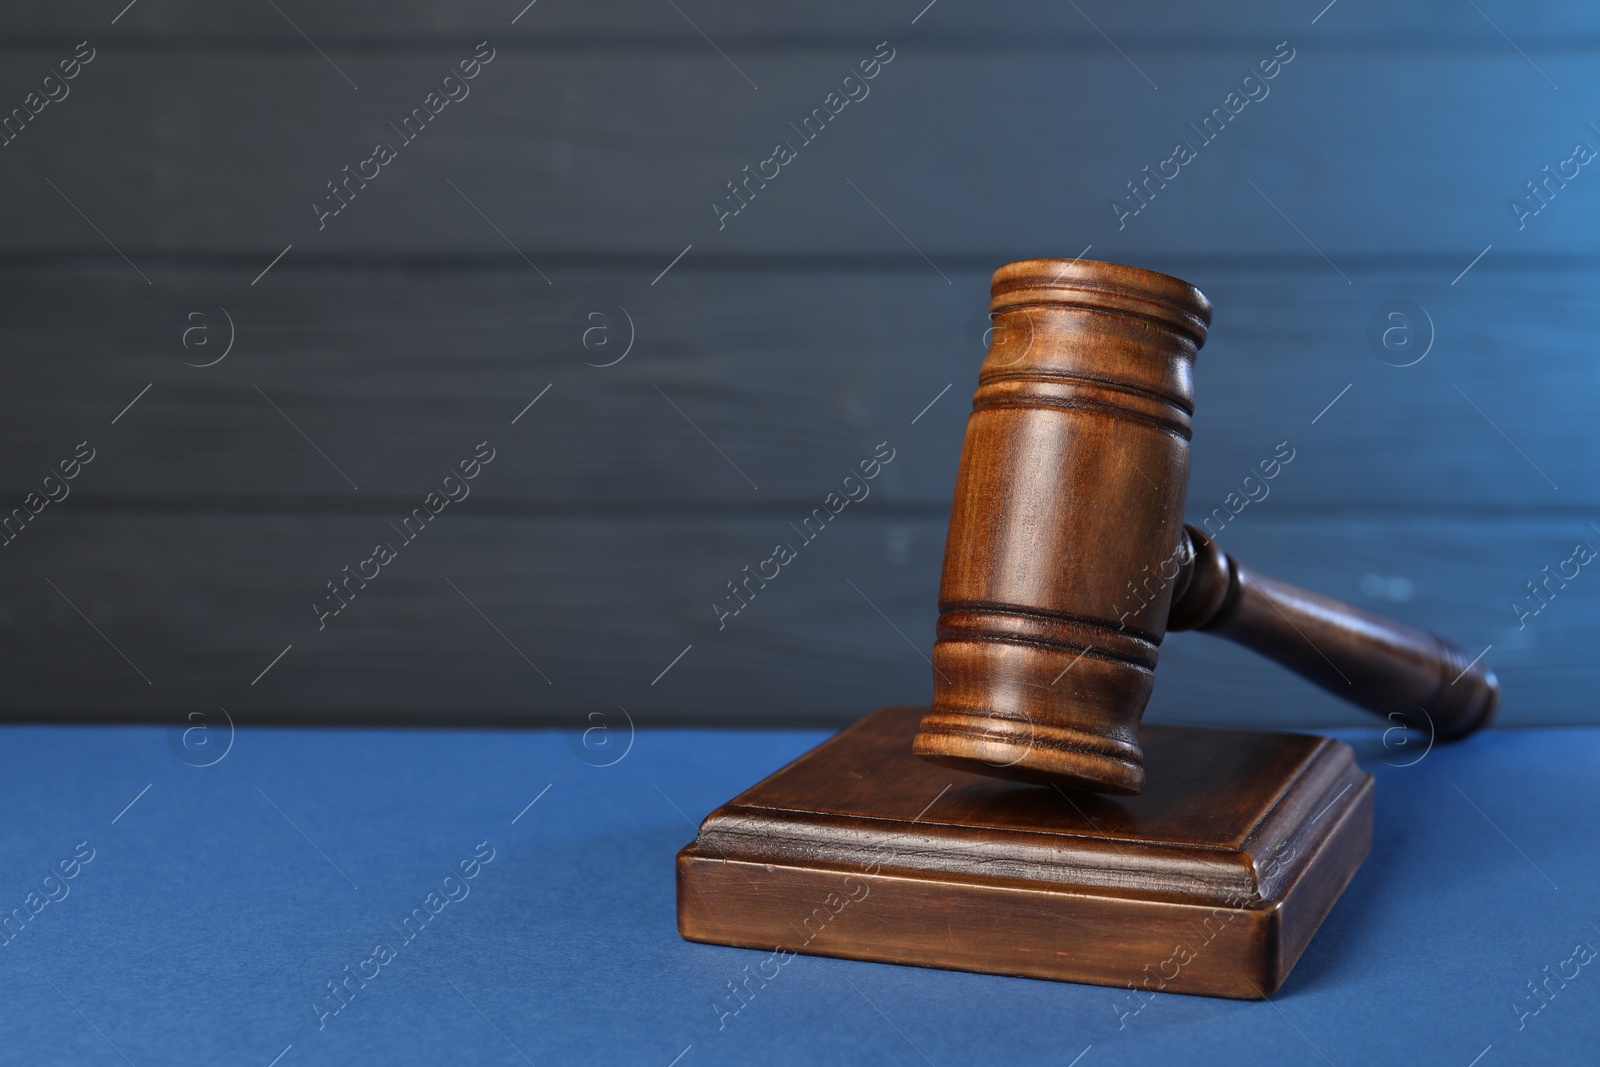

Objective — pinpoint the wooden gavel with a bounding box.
[913,259,1498,794]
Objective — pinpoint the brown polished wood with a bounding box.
[914,259,1212,795]
[678,707,1372,998]
[1169,525,1497,740]
[914,258,1498,794]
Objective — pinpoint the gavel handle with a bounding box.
[1166,525,1498,739]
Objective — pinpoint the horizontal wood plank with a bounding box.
[0,47,1593,257]
[4,0,1594,44]
[0,264,1585,508]
[0,511,1581,728]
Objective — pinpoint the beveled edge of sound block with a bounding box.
[676,706,1373,999]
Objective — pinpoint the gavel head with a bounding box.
[913,259,1213,794]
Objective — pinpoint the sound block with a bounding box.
[677,706,1372,998]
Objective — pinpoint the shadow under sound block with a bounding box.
[676,707,1372,998]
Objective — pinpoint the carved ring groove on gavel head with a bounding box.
[913,258,1499,795]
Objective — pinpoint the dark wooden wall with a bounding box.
[0,1,1592,731]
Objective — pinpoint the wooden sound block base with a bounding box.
[677,706,1372,998]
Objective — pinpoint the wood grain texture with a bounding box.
[0,48,1595,256]
[917,260,1498,794]
[679,706,1373,997]
[917,259,1211,793]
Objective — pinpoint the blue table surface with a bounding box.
[1,716,1595,1067]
